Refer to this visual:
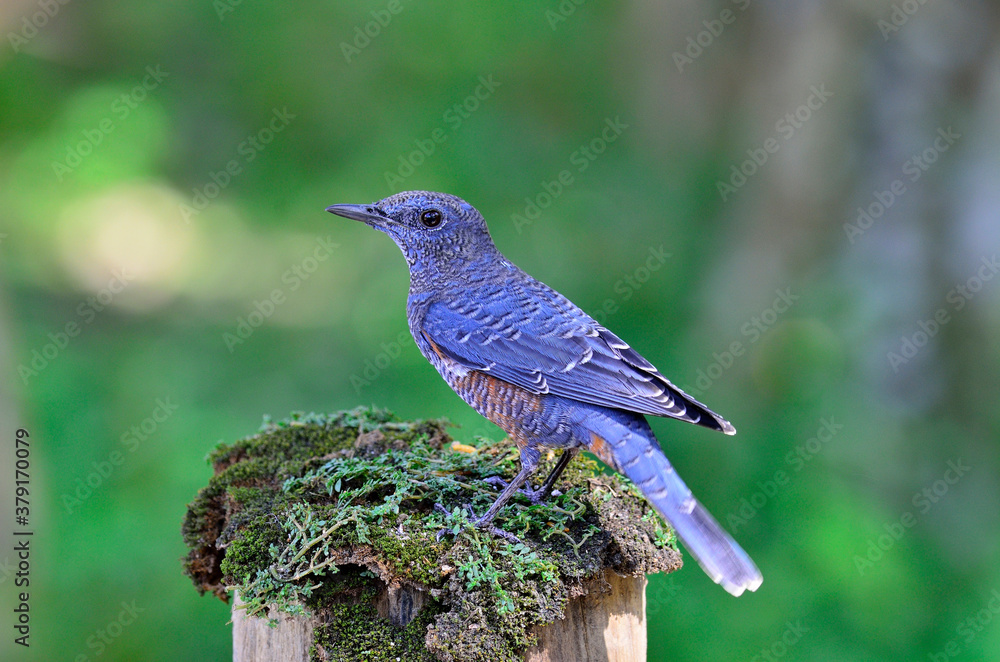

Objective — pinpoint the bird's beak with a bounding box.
[325,203,391,227]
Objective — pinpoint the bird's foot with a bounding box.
[461,503,524,544]
[433,502,523,545]
[482,475,560,505]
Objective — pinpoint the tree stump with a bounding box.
[183,408,680,662]
[232,571,648,662]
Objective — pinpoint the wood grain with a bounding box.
[525,572,647,662]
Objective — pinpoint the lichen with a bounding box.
[181,406,680,662]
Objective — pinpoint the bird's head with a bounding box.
[326,191,497,270]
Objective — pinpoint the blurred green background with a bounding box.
[2,1,999,660]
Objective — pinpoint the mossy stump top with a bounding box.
[182,407,681,662]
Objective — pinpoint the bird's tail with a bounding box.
[582,411,762,597]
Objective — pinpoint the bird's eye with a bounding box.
[419,209,442,228]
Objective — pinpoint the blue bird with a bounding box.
[327,191,762,596]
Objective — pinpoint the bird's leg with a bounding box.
[473,452,538,528]
[483,447,580,504]
[527,446,579,502]
[437,447,540,545]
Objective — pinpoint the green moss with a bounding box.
[182,407,423,597]
[181,406,680,661]
[219,515,282,588]
[367,521,442,587]
[312,585,442,662]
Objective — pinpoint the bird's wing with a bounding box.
[420,279,735,434]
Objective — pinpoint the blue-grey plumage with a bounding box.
[565,403,762,596]
[327,191,762,596]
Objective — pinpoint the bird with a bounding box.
[327,191,762,597]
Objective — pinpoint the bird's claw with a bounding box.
[463,503,524,544]
[482,475,550,505]
[432,502,523,545]
[482,475,510,490]
[480,522,523,545]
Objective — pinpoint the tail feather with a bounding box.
[588,415,762,596]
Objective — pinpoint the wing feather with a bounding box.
[422,280,735,434]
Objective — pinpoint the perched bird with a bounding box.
[327,191,762,596]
